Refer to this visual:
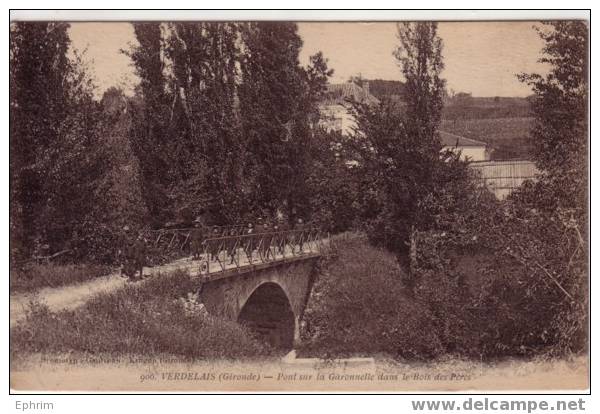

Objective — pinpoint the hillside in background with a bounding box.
[441,117,534,160]
[443,94,532,120]
[364,80,534,160]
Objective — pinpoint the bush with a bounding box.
[300,236,445,360]
[10,262,111,293]
[302,220,586,361]
[411,183,587,358]
[10,270,271,360]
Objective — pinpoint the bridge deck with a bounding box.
[201,252,321,282]
[144,238,326,282]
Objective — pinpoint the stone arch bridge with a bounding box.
[148,227,330,350]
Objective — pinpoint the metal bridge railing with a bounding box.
[198,228,328,275]
[145,224,253,252]
[141,225,329,271]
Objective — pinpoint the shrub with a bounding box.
[10,262,111,293]
[302,220,586,361]
[300,237,444,360]
[411,183,587,358]
[10,270,271,360]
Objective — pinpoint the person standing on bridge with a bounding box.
[275,218,289,256]
[190,218,205,260]
[226,226,238,265]
[209,225,221,261]
[244,222,255,261]
[259,220,273,260]
[295,218,306,253]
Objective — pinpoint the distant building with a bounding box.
[319,81,380,135]
[318,83,535,199]
[440,131,491,162]
[319,83,491,164]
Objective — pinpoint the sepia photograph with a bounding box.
[9,10,590,393]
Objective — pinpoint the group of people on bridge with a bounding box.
[120,217,312,282]
[190,217,311,265]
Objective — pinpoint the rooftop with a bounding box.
[321,82,380,106]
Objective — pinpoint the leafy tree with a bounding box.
[239,22,311,220]
[165,22,244,223]
[98,88,148,229]
[10,22,106,260]
[126,22,333,226]
[508,20,589,353]
[286,51,334,223]
[394,22,445,140]
[306,130,358,233]
[518,21,588,211]
[396,22,589,356]
[126,23,173,226]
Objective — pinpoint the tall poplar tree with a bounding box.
[127,23,172,225]
[350,22,472,276]
[166,22,243,222]
[238,22,308,218]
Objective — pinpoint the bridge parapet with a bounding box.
[142,225,326,264]
[198,228,329,279]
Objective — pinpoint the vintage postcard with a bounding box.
[9,12,589,393]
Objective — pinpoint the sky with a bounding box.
[68,21,549,98]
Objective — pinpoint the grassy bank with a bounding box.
[300,234,443,360]
[10,270,271,360]
[10,262,112,293]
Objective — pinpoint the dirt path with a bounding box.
[9,257,199,328]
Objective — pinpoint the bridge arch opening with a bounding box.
[237,282,295,351]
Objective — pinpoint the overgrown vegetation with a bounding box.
[10,263,111,293]
[300,236,445,360]
[10,270,271,359]
[303,220,585,360]
[410,188,586,357]
[406,21,587,357]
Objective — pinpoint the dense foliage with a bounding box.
[329,21,588,358]
[406,21,588,356]
[301,235,445,360]
[10,22,110,262]
[10,22,346,265]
